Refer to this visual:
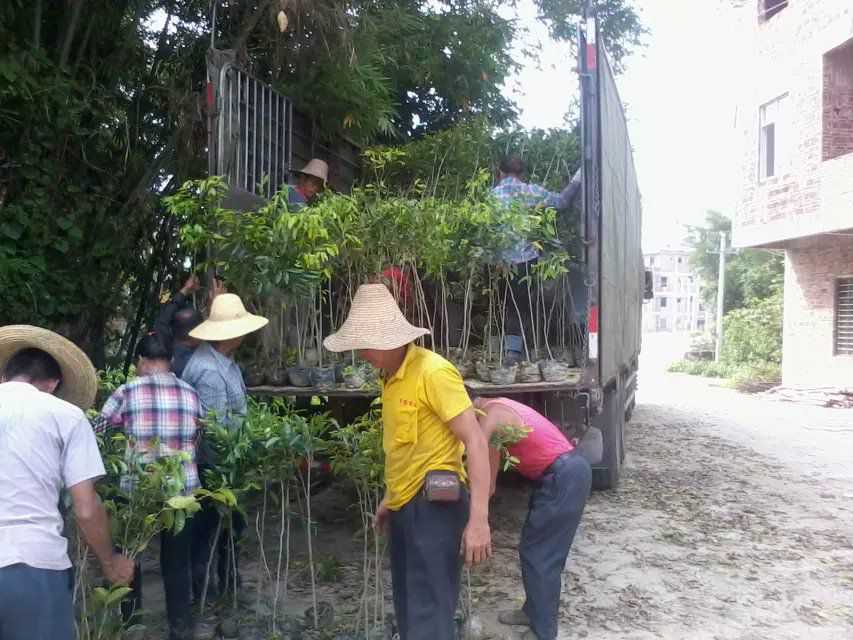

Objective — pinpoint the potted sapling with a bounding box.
[308,286,336,391]
[537,253,574,382]
[288,296,313,387]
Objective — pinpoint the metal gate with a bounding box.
[207,51,361,208]
[213,62,294,200]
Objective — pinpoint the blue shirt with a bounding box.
[181,342,247,430]
[287,186,307,211]
[491,171,582,263]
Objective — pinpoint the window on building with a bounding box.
[658,297,668,309]
[759,0,787,21]
[823,39,853,162]
[649,256,655,266]
[835,278,853,356]
[759,94,788,181]
[660,276,668,289]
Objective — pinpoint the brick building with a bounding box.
[642,249,708,333]
[733,0,853,386]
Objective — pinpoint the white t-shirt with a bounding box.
[0,381,106,570]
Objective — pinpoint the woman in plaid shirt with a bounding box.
[98,333,203,640]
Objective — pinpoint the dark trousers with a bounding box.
[520,452,591,640]
[121,524,194,640]
[389,492,469,640]
[0,564,73,640]
[191,500,246,599]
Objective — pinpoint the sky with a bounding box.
[503,0,751,252]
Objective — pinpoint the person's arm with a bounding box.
[373,492,391,534]
[94,386,127,435]
[488,447,500,497]
[446,408,492,567]
[423,365,491,566]
[540,168,582,210]
[154,275,199,347]
[69,480,135,585]
[473,403,501,497]
[63,415,134,585]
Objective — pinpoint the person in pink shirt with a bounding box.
[473,396,591,640]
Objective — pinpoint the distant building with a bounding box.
[732,0,853,386]
[643,249,708,333]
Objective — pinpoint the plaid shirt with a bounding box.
[98,373,202,494]
[491,173,582,263]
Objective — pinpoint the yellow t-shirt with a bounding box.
[381,345,471,510]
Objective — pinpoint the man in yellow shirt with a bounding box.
[325,284,492,640]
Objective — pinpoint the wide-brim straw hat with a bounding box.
[293,158,329,185]
[324,284,430,352]
[0,325,98,410]
[189,294,269,342]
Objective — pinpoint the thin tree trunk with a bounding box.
[59,0,86,69]
[200,515,223,614]
[32,0,42,49]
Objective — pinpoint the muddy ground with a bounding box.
[130,336,853,640]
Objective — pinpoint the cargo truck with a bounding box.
[208,7,647,490]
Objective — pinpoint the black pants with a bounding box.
[121,524,194,640]
[520,452,591,640]
[389,492,469,640]
[0,564,73,640]
[191,500,246,599]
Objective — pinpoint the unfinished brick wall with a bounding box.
[733,1,853,249]
[783,235,853,386]
[823,40,853,161]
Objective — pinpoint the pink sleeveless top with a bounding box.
[483,397,573,480]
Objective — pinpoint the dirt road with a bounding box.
[512,334,853,640]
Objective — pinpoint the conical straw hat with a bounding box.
[0,325,98,410]
[294,158,329,185]
[189,294,269,342]
[324,284,429,352]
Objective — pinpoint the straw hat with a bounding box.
[324,284,429,352]
[0,325,98,410]
[189,294,269,342]
[293,158,329,185]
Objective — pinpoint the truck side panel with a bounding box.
[598,51,643,387]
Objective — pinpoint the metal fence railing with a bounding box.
[214,63,294,200]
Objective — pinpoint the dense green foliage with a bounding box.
[721,290,783,368]
[1,1,641,363]
[681,211,785,391]
[687,211,784,313]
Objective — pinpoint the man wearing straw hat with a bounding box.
[0,325,135,640]
[325,283,492,640]
[181,293,268,601]
[288,158,329,210]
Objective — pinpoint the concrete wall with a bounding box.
[733,0,853,249]
[783,235,853,386]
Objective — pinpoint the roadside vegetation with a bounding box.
[668,212,783,392]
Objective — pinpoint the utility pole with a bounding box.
[714,231,728,362]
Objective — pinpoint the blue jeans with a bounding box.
[389,491,469,640]
[520,452,591,640]
[0,563,74,640]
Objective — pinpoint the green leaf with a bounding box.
[0,223,23,240]
[167,495,199,511]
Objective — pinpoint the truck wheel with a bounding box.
[592,384,623,490]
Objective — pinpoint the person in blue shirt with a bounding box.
[491,156,583,363]
[287,158,328,210]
